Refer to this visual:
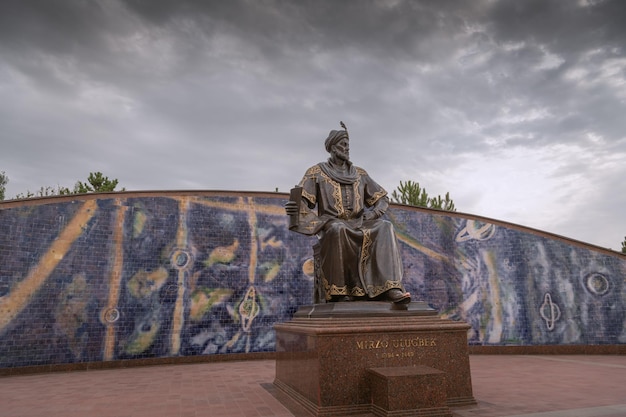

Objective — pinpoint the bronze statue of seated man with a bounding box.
[285,123,410,304]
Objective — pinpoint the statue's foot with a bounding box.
[386,289,411,304]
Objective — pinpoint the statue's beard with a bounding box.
[336,151,349,162]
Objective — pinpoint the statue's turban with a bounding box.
[324,130,349,152]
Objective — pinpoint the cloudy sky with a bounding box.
[1,0,625,251]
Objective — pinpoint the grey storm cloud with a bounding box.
[1,0,625,250]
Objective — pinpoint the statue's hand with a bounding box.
[285,201,299,216]
[363,209,381,221]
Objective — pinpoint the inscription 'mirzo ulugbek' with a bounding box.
[356,337,437,350]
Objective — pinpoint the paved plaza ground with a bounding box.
[1,355,625,417]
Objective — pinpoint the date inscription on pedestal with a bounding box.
[356,336,436,358]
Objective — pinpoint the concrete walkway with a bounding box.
[1,355,625,417]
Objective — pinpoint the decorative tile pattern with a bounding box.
[0,192,624,369]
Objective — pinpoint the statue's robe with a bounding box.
[291,160,405,300]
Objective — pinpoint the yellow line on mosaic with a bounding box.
[243,197,260,353]
[245,197,259,284]
[394,231,451,264]
[189,196,286,217]
[254,202,286,216]
[484,250,503,343]
[0,200,98,333]
[171,197,190,355]
[103,200,127,361]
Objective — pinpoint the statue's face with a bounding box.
[331,138,350,162]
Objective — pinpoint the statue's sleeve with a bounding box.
[371,194,389,214]
[298,165,320,208]
[362,171,388,209]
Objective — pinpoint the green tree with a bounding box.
[73,172,121,193]
[0,171,8,200]
[621,236,626,254]
[15,185,72,199]
[391,180,456,212]
[391,180,429,207]
[427,192,456,211]
[13,172,123,199]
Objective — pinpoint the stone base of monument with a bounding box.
[368,366,451,417]
[273,301,475,417]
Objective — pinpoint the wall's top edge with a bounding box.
[0,189,281,205]
[1,189,624,259]
[391,202,626,258]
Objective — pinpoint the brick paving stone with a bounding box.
[0,356,625,417]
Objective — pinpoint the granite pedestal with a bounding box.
[274,302,475,417]
[368,366,451,417]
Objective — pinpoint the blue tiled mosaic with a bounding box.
[0,192,624,369]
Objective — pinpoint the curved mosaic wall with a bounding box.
[0,191,624,368]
